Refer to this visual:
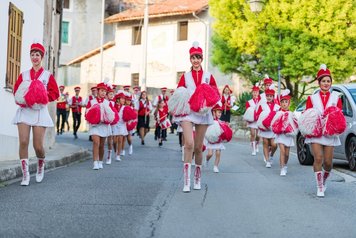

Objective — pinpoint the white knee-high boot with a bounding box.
[183,163,191,192]
[315,171,324,197]
[20,159,30,186]
[193,165,202,190]
[251,142,256,156]
[36,158,45,183]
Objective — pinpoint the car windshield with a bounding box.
[348,88,356,104]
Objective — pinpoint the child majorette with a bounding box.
[105,85,116,165]
[271,89,299,176]
[13,43,60,185]
[299,64,346,197]
[85,82,118,170]
[154,99,171,147]
[256,84,280,168]
[121,93,136,156]
[220,85,236,123]
[137,91,152,145]
[205,104,233,173]
[168,41,220,192]
[260,75,280,105]
[153,87,169,141]
[243,84,261,156]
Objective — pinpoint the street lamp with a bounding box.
[248,0,281,96]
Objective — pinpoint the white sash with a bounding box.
[311,91,340,114]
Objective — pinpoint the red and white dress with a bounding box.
[304,91,342,146]
[115,104,129,136]
[256,102,280,139]
[245,97,260,129]
[86,97,113,137]
[175,69,218,125]
[274,109,297,147]
[12,67,59,127]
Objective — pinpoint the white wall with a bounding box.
[0,0,45,161]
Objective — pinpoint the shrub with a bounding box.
[232,91,252,116]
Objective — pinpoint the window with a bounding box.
[6,3,23,90]
[132,26,142,45]
[177,21,188,41]
[63,0,70,9]
[61,21,69,44]
[131,73,139,87]
[177,71,185,83]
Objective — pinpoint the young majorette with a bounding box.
[114,91,128,162]
[271,89,298,176]
[256,85,280,168]
[299,64,345,197]
[243,84,261,156]
[154,100,171,147]
[121,93,135,156]
[106,86,116,165]
[85,82,118,170]
[137,91,152,145]
[13,43,60,185]
[205,104,233,173]
[220,85,235,123]
[169,42,220,192]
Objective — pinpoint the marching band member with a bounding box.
[260,75,280,105]
[154,100,170,147]
[243,84,261,155]
[299,64,345,197]
[13,43,59,185]
[106,86,116,165]
[69,86,83,139]
[255,85,280,168]
[85,86,97,141]
[56,85,67,135]
[137,91,152,145]
[172,41,220,192]
[121,93,135,156]
[271,89,298,176]
[220,85,235,123]
[153,87,169,141]
[114,92,128,162]
[85,82,118,170]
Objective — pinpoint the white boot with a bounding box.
[323,170,331,192]
[98,161,103,169]
[120,150,125,156]
[106,150,112,165]
[193,165,202,190]
[255,141,259,153]
[115,155,121,161]
[93,161,99,170]
[129,145,133,155]
[251,142,256,156]
[36,158,45,183]
[20,159,30,186]
[315,171,324,197]
[183,163,191,192]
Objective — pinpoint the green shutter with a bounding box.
[61,21,69,44]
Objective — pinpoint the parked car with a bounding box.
[295,84,356,171]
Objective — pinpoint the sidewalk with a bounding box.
[0,142,91,183]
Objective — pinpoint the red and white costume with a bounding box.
[256,101,280,139]
[86,97,115,137]
[12,67,59,127]
[304,91,342,146]
[273,109,298,147]
[156,107,170,129]
[245,96,261,129]
[175,69,218,125]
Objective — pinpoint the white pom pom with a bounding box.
[168,87,191,116]
[192,41,199,49]
[257,110,270,131]
[264,74,269,79]
[281,89,290,97]
[243,107,255,122]
[15,80,31,106]
[205,121,223,144]
[298,108,322,137]
[269,84,275,90]
[320,64,327,70]
[255,82,259,87]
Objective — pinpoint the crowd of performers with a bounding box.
[12,42,346,198]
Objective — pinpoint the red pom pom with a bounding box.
[189,84,220,114]
[123,106,138,122]
[271,112,284,134]
[110,107,119,125]
[219,121,233,143]
[262,111,276,130]
[323,106,346,136]
[126,119,138,131]
[85,104,101,124]
[24,80,48,107]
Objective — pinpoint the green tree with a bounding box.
[210,0,356,101]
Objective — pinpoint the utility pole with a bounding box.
[141,0,149,91]
[99,0,105,82]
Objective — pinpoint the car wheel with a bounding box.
[346,137,356,171]
[297,133,314,165]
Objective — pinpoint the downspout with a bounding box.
[192,11,209,71]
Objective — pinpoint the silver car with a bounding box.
[296,84,356,171]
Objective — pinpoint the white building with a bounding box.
[0,0,62,162]
[66,0,243,98]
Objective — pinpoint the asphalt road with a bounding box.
[0,131,355,238]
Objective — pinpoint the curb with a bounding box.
[0,148,91,183]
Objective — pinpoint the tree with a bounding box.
[210,0,356,101]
